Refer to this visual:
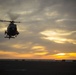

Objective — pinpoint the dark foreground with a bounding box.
[0,59,76,75]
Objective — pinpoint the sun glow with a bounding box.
[56,53,66,56]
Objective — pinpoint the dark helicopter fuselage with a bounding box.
[5,21,19,39]
[0,20,20,39]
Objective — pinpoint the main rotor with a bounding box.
[0,20,20,23]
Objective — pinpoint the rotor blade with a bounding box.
[0,20,10,22]
[14,21,21,23]
[0,20,21,23]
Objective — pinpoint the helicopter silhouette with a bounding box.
[0,20,20,39]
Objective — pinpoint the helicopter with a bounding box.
[0,20,20,39]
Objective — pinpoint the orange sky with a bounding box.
[0,50,76,60]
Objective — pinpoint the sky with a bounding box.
[0,0,76,60]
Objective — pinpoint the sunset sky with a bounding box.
[0,0,76,60]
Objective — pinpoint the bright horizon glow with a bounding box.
[0,51,76,60]
[56,53,66,56]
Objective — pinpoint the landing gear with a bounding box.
[5,30,7,34]
[4,30,19,39]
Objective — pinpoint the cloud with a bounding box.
[40,30,76,44]
[0,0,76,59]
